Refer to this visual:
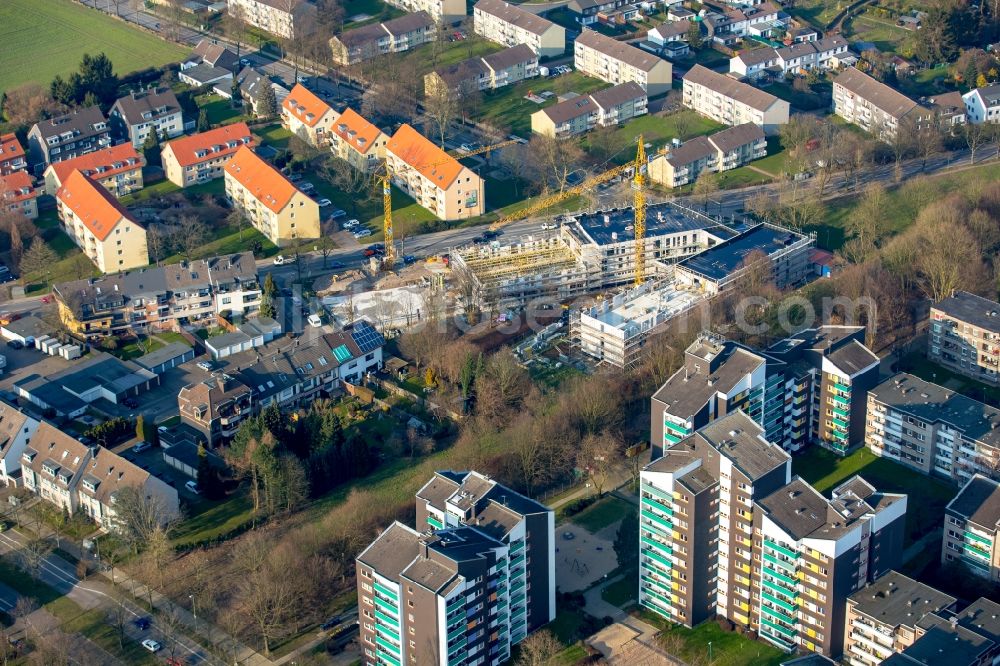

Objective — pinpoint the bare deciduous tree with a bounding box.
[515,629,563,666]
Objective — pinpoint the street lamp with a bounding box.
[708,641,713,662]
[189,594,197,622]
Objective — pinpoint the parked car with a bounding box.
[141,639,161,652]
[5,340,22,350]
[308,313,323,328]
[133,616,151,631]
[540,222,557,230]
[329,261,345,270]
[287,173,303,182]
[273,255,296,265]
[185,480,200,495]
[330,209,347,219]
[402,255,416,265]
[299,181,315,192]
[321,616,341,630]
[197,361,213,372]
[318,198,332,207]
[122,397,139,409]
[353,229,372,238]
[363,248,377,257]
[240,57,251,66]
[132,441,152,454]
[343,219,360,228]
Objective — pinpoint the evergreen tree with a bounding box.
[258,273,277,319]
[142,129,162,168]
[135,414,145,442]
[257,82,277,119]
[687,21,703,50]
[196,443,220,500]
[79,53,118,107]
[197,108,210,132]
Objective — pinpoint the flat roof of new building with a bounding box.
[933,290,1000,333]
[585,281,702,335]
[677,223,806,282]
[569,201,737,247]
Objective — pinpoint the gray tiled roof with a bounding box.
[112,88,181,126]
[665,135,714,167]
[475,0,558,36]
[589,81,646,110]
[651,341,766,418]
[482,44,536,71]
[834,67,918,120]
[708,122,764,154]
[576,29,667,72]
[32,107,108,141]
[684,64,781,112]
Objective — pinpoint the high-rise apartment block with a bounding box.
[650,327,879,459]
[942,474,1000,582]
[357,471,554,666]
[640,413,907,657]
[865,373,1000,485]
[928,290,1000,386]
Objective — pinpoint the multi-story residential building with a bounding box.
[424,44,539,97]
[0,134,27,175]
[281,85,339,147]
[574,29,672,96]
[730,36,849,81]
[384,0,465,23]
[330,12,436,66]
[639,411,792,628]
[963,84,1000,124]
[640,413,907,658]
[929,291,1000,386]
[866,373,1000,484]
[385,124,484,220]
[415,470,555,641]
[357,470,553,666]
[110,88,184,148]
[178,373,253,446]
[0,402,41,487]
[752,476,907,656]
[21,422,178,526]
[224,146,320,245]
[942,474,1000,582]
[0,172,39,221]
[566,0,630,26]
[329,108,388,173]
[832,67,923,139]
[886,596,1000,666]
[530,82,647,137]
[226,0,317,39]
[473,0,566,58]
[650,326,879,458]
[53,251,260,339]
[56,169,148,273]
[27,107,112,173]
[683,64,790,133]
[648,122,766,187]
[43,143,144,197]
[161,122,255,188]
[843,571,957,666]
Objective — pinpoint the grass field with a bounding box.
[476,72,610,136]
[644,613,786,666]
[0,0,187,92]
[565,495,631,532]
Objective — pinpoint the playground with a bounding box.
[555,522,620,592]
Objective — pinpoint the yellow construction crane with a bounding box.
[378,139,519,268]
[486,137,649,285]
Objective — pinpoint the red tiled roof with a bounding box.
[163,122,254,167]
[386,124,462,189]
[0,171,36,203]
[0,134,25,163]
[48,144,143,187]
[224,146,299,214]
[282,84,334,128]
[57,170,136,241]
[331,109,383,155]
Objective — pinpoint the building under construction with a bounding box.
[452,201,739,306]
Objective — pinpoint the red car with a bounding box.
[165,658,186,666]
[40,296,51,304]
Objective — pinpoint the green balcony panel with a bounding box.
[763,566,797,586]
[762,591,797,613]
[641,496,674,515]
[643,550,673,569]
[376,635,401,655]
[641,536,672,555]
[374,582,398,600]
[641,509,672,530]
[375,609,400,628]
[760,603,796,625]
[761,618,797,639]
[964,531,993,545]
[427,515,443,529]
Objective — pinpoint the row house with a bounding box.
[329,108,388,173]
[224,146,319,246]
[647,20,692,47]
[730,36,849,80]
[942,474,1000,583]
[574,29,672,97]
[424,44,539,97]
[43,143,145,197]
[650,326,879,459]
[110,88,184,148]
[330,12,435,66]
[385,124,484,220]
[27,107,112,173]
[683,64,790,133]
[832,67,923,140]
[0,172,40,221]
[161,122,255,188]
[473,0,566,58]
[702,1,783,45]
[53,251,260,340]
[229,66,291,116]
[963,83,1000,124]
[0,402,41,487]
[226,0,317,40]
[383,0,465,23]
[184,38,241,73]
[866,373,1000,485]
[648,122,766,188]
[929,291,1000,386]
[639,412,906,658]
[566,0,629,26]
[56,170,148,273]
[281,84,339,147]
[21,421,178,527]
[0,134,27,175]
[530,81,647,137]
[178,373,253,446]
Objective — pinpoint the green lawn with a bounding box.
[400,37,503,78]
[793,446,955,545]
[196,94,247,128]
[566,495,631,533]
[715,166,773,190]
[171,493,255,548]
[751,137,793,178]
[0,0,187,92]
[645,614,786,666]
[589,112,725,164]
[154,331,191,347]
[552,643,589,665]
[601,575,637,608]
[898,351,1000,406]
[342,0,404,27]
[476,72,610,136]
[48,599,159,665]
[547,608,592,644]
[254,124,294,150]
[162,226,279,264]
[762,80,829,111]
[845,14,914,55]
[108,335,164,361]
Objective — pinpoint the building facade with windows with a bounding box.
[281,85,339,147]
[574,29,672,97]
[683,64,790,134]
[56,170,148,273]
[178,374,253,446]
[530,82,647,137]
[0,172,39,221]
[942,474,1000,582]
[384,0,466,23]
[110,88,184,148]
[648,122,766,188]
[425,44,539,98]
[226,0,317,39]
[963,84,1000,124]
[27,107,112,172]
[161,123,255,188]
[0,133,27,175]
[43,143,145,197]
[832,67,923,140]
[224,146,319,245]
[329,109,388,172]
[386,124,484,220]
[928,290,1000,386]
[473,0,566,58]
[865,373,1000,484]
[330,12,436,65]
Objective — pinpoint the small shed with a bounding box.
[2,316,51,344]
[162,440,202,479]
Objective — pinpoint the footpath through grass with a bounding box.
[0,0,187,91]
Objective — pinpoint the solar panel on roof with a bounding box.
[351,323,385,354]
